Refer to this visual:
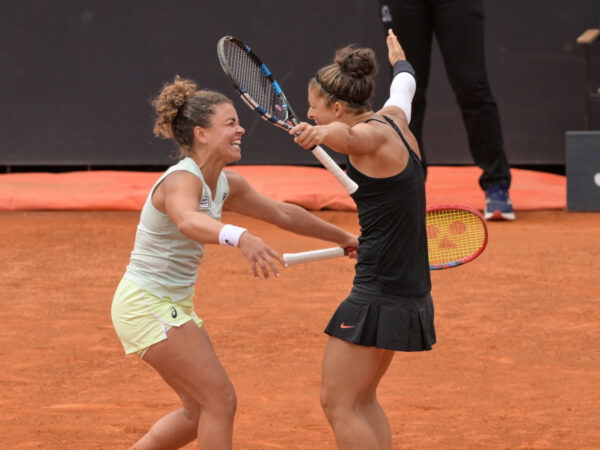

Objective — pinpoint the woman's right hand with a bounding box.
[238,232,283,279]
[289,122,327,150]
[340,233,359,260]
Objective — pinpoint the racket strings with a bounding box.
[221,41,288,121]
[426,210,486,265]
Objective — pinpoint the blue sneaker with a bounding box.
[484,182,515,221]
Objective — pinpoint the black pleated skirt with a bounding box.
[324,285,436,352]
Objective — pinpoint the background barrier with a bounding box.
[1,1,599,169]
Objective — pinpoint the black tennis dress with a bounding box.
[324,115,436,351]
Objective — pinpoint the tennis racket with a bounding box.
[217,35,358,194]
[283,204,488,270]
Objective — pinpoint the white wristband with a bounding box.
[219,224,247,247]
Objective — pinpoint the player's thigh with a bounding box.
[321,337,394,402]
[144,321,235,410]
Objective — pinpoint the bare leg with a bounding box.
[129,409,197,450]
[320,337,394,450]
[360,357,394,449]
[130,321,236,449]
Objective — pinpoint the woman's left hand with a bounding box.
[386,28,406,66]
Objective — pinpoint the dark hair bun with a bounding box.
[334,46,377,78]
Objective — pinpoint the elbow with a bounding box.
[176,220,193,238]
[275,203,303,231]
[174,212,197,239]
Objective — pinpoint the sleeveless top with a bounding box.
[124,157,230,301]
[347,115,431,297]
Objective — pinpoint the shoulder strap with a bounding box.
[364,117,387,125]
[381,115,415,155]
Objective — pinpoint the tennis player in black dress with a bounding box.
[290,30,435,449]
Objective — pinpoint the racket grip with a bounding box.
[283,247,347,266]
[311,146,358,194]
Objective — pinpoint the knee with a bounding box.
[212,383,237,417]
[185,382,237,422]
[209,381,237,419]
[453,77,495,109]
[321,386,378,418]
[220,384,237,418]
[320,386,344,421]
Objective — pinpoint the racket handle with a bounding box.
[283,247,347,266]
[311,146,358,194]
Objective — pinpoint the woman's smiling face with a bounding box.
[203,102,245,162]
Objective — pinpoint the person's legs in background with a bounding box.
[379,0,515,220]
[379,0,434,178]
[433,0,514,220]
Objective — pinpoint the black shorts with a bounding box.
[324,285,436,352]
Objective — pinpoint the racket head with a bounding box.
[217,36,358,195]
[217,36,299,130]
[425,204,488,270]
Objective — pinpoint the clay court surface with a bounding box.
[1,167,599,449]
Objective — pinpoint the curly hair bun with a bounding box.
[334,46,377,78]
[152,76,197,139]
